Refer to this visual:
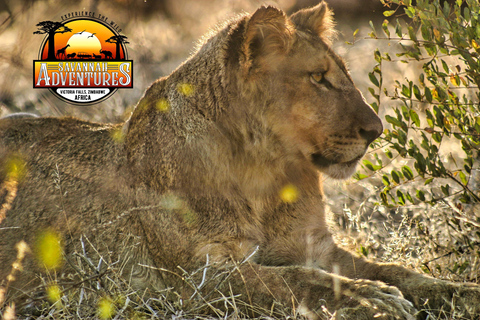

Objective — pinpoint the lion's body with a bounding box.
[1,2,479,318]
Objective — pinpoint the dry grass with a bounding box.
[1,0,479,319]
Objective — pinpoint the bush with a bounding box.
[339,0,480,285]
[361,0,480,207]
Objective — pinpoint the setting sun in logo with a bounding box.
[67,32,102,56]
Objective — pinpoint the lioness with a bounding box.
[1,2,479,319]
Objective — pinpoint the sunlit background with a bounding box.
[0,0,385,121]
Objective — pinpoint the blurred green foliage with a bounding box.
[361,0,480,206]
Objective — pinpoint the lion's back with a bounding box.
[0,117,128,285]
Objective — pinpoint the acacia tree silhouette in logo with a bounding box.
[34,21,72,60]
[105,35,129,60]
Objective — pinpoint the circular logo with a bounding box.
[33,16,133,105]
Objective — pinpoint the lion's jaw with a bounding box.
[311,152,364,179]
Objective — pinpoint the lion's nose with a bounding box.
[358,117,383,145]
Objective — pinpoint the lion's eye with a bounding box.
[311,72,324,83]
[310,72,333,89]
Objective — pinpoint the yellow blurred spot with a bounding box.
[177,83,195,96]
[135,98,150,113]
[36,229,63,270]
[156,98,170,112]
[110,128,125,143]
[47,284,62,303]
[472,39,480,51]
[4,154,26,181]
[182,209,197,225]
[280,184,299,203]
[98,297,115,319]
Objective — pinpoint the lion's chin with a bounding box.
[321,162,358,179]
[311,153,362,180]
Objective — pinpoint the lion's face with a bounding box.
[240,3,383,179]
[271,35,383,179]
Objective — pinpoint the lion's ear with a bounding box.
[241,6,293,73]
[290,1,336,42]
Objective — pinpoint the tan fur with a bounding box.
[1,2,479,319]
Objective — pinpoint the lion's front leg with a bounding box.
[271,197,480,318]
[372,262,480,318]
[315,241,480,318]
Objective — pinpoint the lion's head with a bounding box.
[233,2,383,179]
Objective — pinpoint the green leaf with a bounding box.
[397,130,407,145]
[384,10,396,17]
[395,19,402,37]
[405,7,416,19]
[416,189,426,201]
[368,87,379,100]
[425,87,433,103]
[410,109,420,127]
[459,171,468,185]
[441,184,450,196]
[355,173,368,180]
[425,178,434,185]
[425,44,437,56]
[401,84,411,98]
[414,153,427,176]
[382,20,390,38]
[380,191,389,205]
[397,190,406,205]
[385,149,393,159]
[385,115,403,128]
[369,20,377,38]
[413,85,422,101]
[443,2,450,17]
[374,49,382,63]
[391,170,401,184]
[465,7,471,23]
[360,245,369,257]
[363,160,375,171]
[408,26,417,41]
[464,163,472,174]
[382,175,390,186]
[402,165,414,180]
[432,132,442,143]
[441,59,449,73]
[421,24,432,41]
[406,192,415,204]
[369,72,380,87]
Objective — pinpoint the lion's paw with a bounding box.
[335,279,417,320]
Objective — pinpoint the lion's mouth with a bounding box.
[311,152,363,169]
